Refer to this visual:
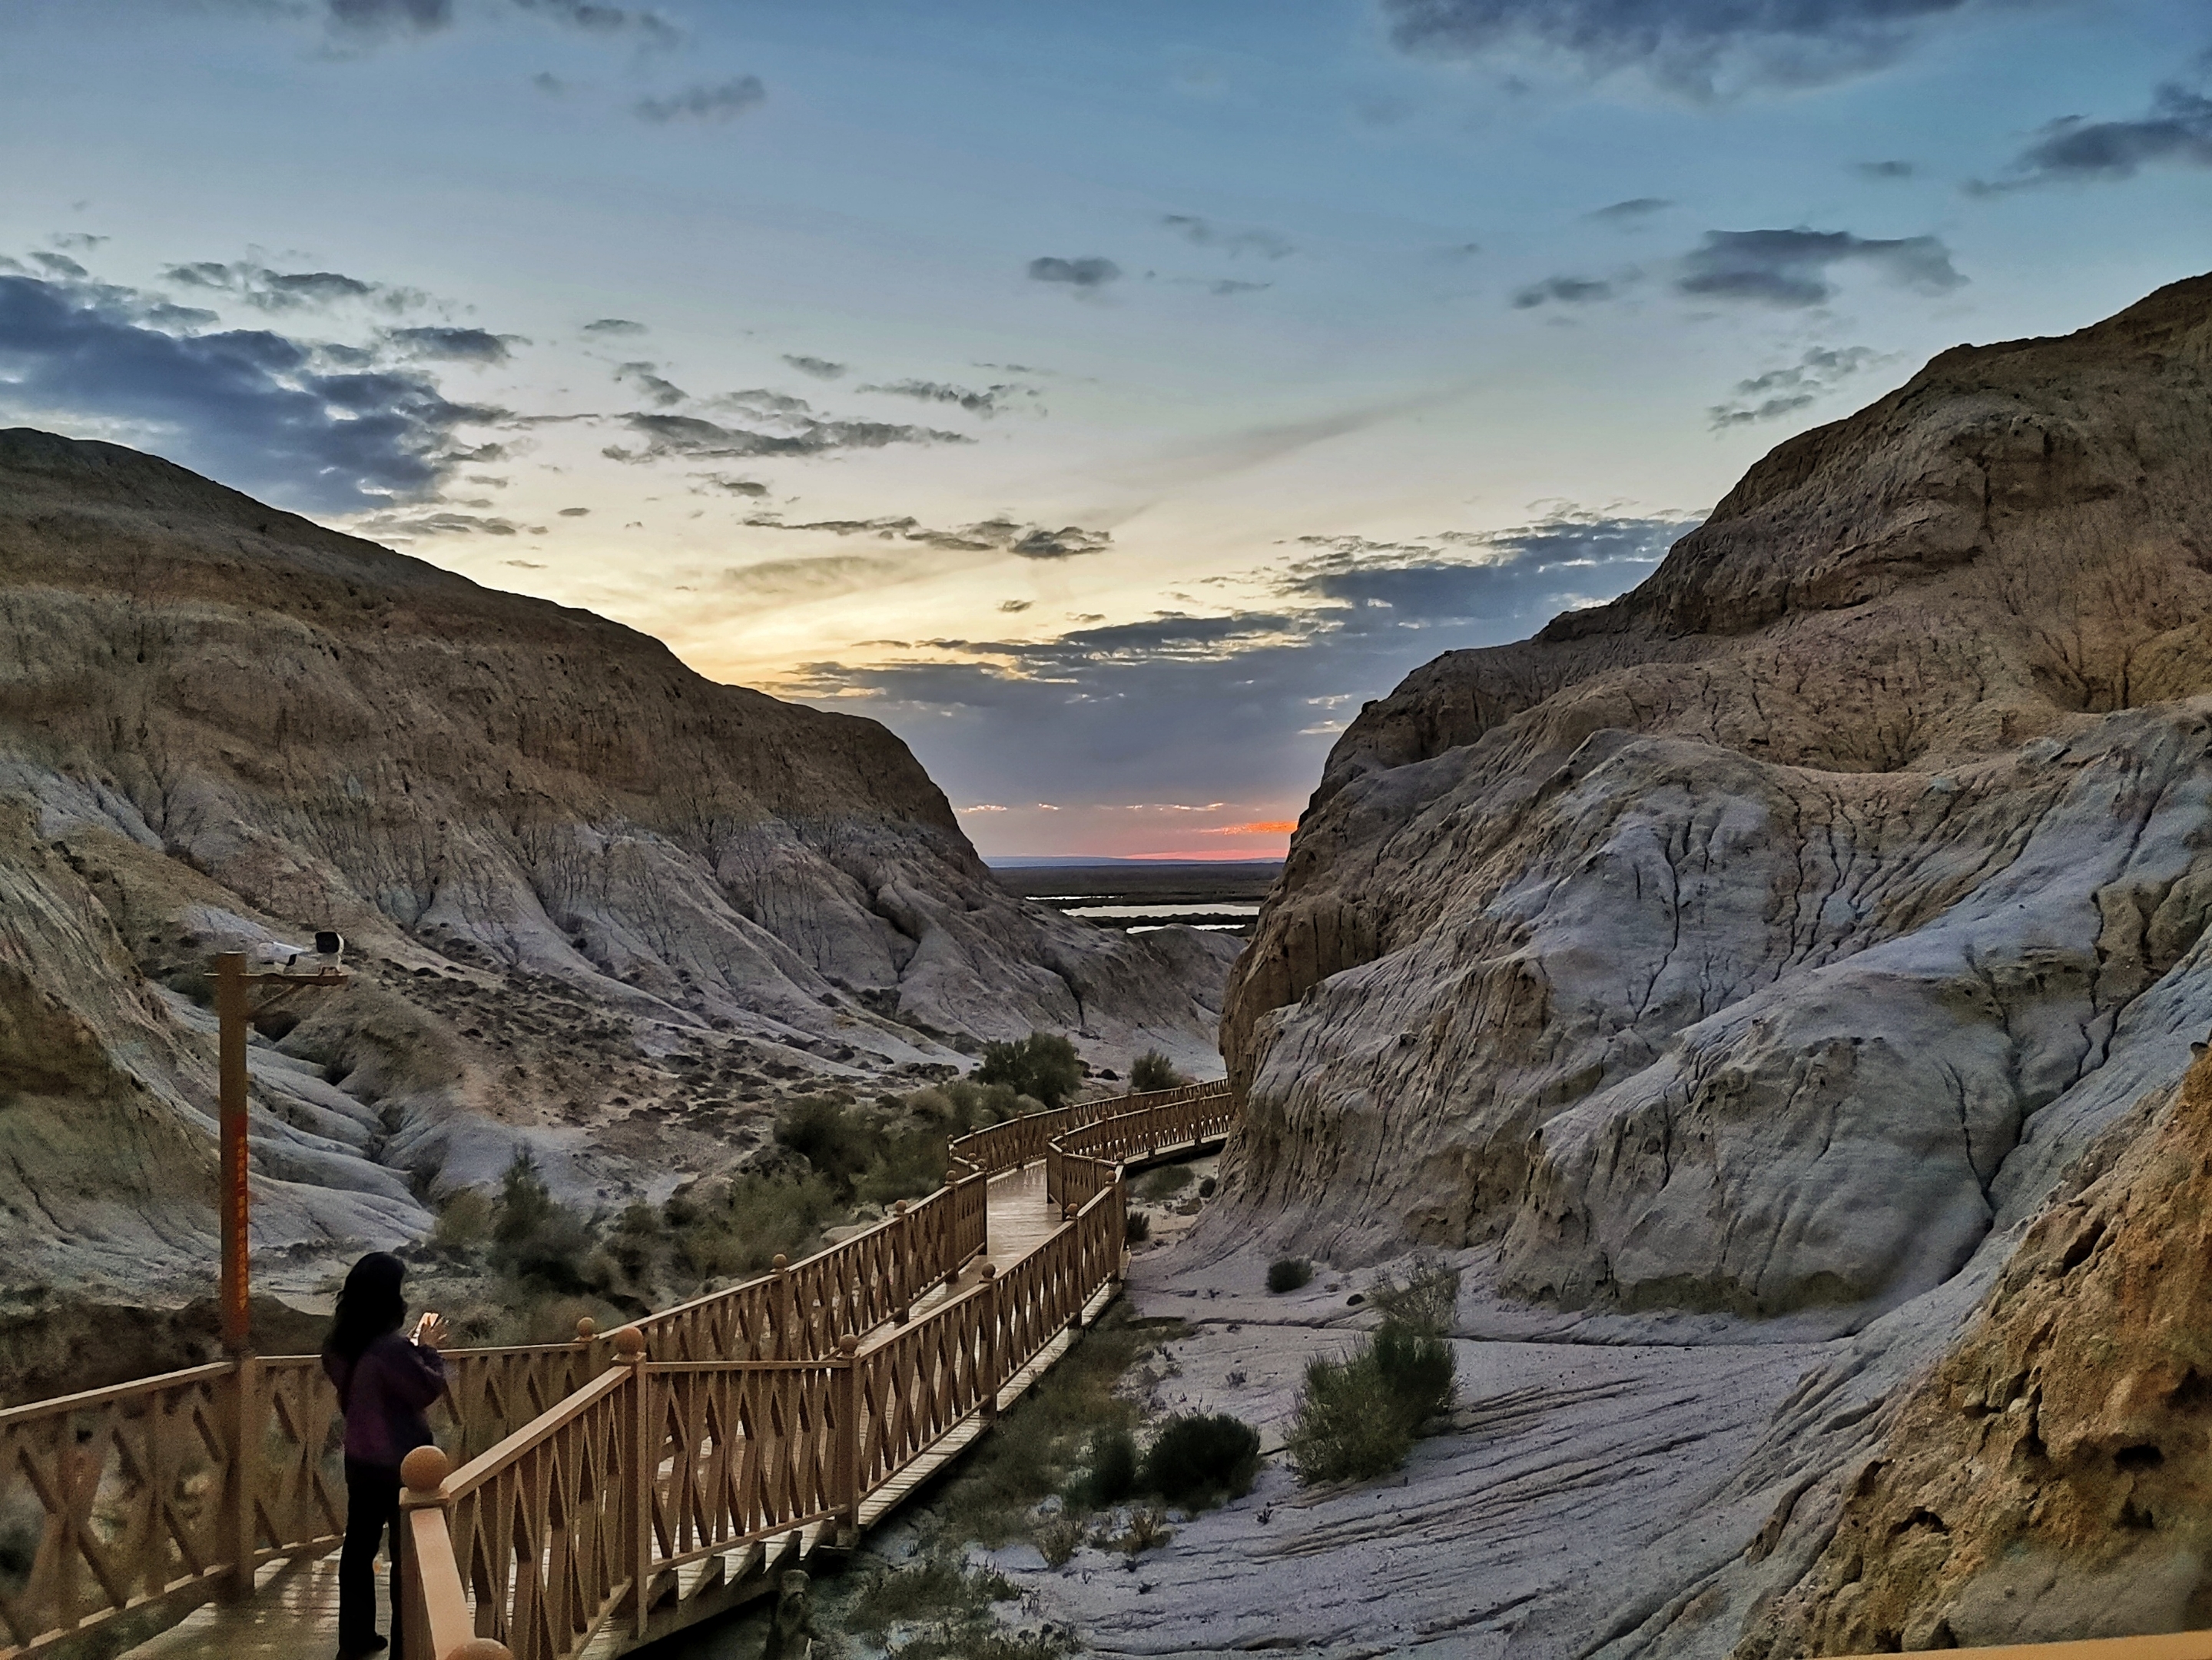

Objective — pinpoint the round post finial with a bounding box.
[837,1333,859,1356]
[980,1262,996,1280]
[772,1253,789,1273]
[400,1445,451,1495]
[575,1316,597,1342]
[894,1200,908,1215]
[612,1326,647,1360]
[446,1641,514,1660]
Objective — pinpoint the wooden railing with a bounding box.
[0,1165,990,1660]
[0,1082,1228,1660]
[394,1079,1230,1660]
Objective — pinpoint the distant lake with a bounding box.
[1054,902,1264,919]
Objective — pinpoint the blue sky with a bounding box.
[2,0,2207,855]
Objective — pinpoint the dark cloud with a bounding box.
[1027,256,1122,289]
[351,509,521,538]
[1708,344,1882,427]
[327,0,451,32]
[1588,196,1671,221]
[582,317,646,335]
[1676,227,1965,307]
[1970,85,2212,191]
[615,360,688,406]
[531,71,568,95]
[559,506,590,516]
[1378,0,2005,97]
[1205,279,1271,297]
[635,77,767,124]
[1511,273,1619,307]
[51,233,108,254]
[857,378,1033,417]
[783,354,847,380]
[0,270,501,515]
[603,410,970,462]
[1855,158,1916,178]
[1159,214,1295,258]
[741,513,1109,559]
[785,510,1693,812]
[387,325,520,364]
[162,260,425,314]
[323,0,677,42]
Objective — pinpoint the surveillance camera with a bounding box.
[314,930,345,962]
[251,939,313,968]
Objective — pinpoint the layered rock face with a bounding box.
[0,429,1234,1305]
[1221,273,2212,1319]
[1742,1054,2212,1648]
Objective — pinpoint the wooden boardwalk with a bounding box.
[122,1160,1070,1660]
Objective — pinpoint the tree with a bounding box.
[1129,1050,1184,1093]
[975,1031,1083,1111]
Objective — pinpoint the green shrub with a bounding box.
[976,1032,1083,1111]
[1367,1257,1461,1336]
[430,1187,492,1253]
[489,1151,592,1292]
[1085,1425,1138,1506]
[776,1095,873,1187]
[1286,1348,1414,1484]
[675,1172,843,1278]
[1036,1514,1083,1568]
[1137,1165,1193,1201]
[1371,1322,1456,1428]
[1124,1210,1152,1244]
[847,1557,1016,1638]
[1139,1413,1261,1509]
[1266,1257,1312,1293]
[1129,1051,1184,1093]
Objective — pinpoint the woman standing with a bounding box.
[323,1252,449,1660]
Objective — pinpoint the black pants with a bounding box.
[339,1457,403,1658]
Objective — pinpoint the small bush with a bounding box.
[1266,1257,1312,1293]
[776,1095,873,1187]
[1129,1051,1185,1093]
[1036,1514,1083,1568]
[1287,1350,1414,1484]
[1119,1505,1174,1553]
[489,1151,592,1292]
[1124,1210,1152,1244]
[1086,1426,1138,1506]
[976,1032,1084,1111]
[1137,1165,1193,1202]
[1371,1321,1456,1429]
[1367,1257,1461,1336]
[430,1187,492,1253]
[847,1557,1016,1638]
[1139,1413,1261,1509]
[1198,1176,1217,1198]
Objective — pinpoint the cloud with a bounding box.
[1511,273,1620,307]
[1676,227,1965,307]
[741,512,1110,559]
[1708,344,1882,427]
[781,509,1694,818]
[1970,85,2212,191]
[582,317,646,335]
[558,506,590,516]
[635,77,767,124]
[163,260,426,314]
[350,509,522,538]
[1205,279,1271,297]
[615,360,688,406]
[0,268,502,515]
[603,410,971,462]
[1588,196,1671,221]
[782,354,847,380]
[1028,256,1122,289]
[1378,0,2008,97]
[327,0,451,33]
[1159,214,1295,258]
[509,0,682,46]
[1855,158,1916,178]
[857,378,1034,416]
[386,325,521,363]
[999,599,1032,613]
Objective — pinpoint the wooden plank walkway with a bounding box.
[121,1160,1073,1660]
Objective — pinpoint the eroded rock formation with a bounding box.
[0,428,1235,1309]
[1221,271,2212,1318]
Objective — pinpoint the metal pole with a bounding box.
[215,951,252,1353]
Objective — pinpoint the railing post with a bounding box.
[615,1325,652,1638]
[219,1351,259,1602]
[397,1446,470,1660]
[978,1264,1000,1420]
[893,1200,913,1323]
[834,1333,861,1547]
[772,1254,794,1361]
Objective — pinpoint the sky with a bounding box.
[2,1,2208,858]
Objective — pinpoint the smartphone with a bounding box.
[413,1310,439,1343]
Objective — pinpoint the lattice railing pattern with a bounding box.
[249,1357,346,1562]
[0,1363,237,1659]
[436,1369,634,1660]
[642,1360,844,1577]
[854,1284,993,1493]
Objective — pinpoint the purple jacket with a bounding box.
[325,1333,447,1468]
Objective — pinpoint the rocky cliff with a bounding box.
[1220,272,2212,1322]
[0,427,1235,1310]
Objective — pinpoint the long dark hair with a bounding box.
[325,1251,407,1364]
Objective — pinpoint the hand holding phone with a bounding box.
[413,1311,449,1348]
